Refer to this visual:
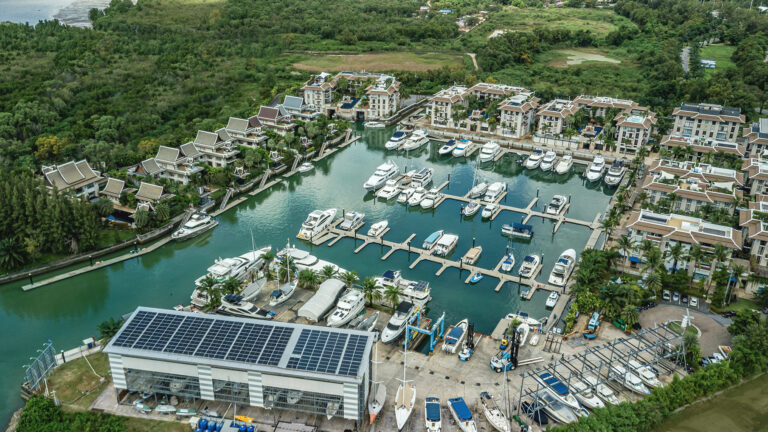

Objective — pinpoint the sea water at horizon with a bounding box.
[0,0,110,27]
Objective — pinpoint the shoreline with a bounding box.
[0,0,111,28]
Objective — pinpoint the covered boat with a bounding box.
[501,222,533,239]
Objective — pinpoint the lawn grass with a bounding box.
[48,353,111,410]
[290,52,464,72]
[479,8,635,39]
[718,297,762,313]
[700,44,736,72]
[125,418,191,432]
[540,48,632,68]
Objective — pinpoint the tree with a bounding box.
[666,242,685,273]
[154,202,170,222]
[728,310,761,337]
[643,248,663,275]
[197,275,219,309]
[645,271,662,296]
[341,270,359,288]
[97,316,124,341]
[94,198,114,218]
[621,304,640,330]
[133,209,149,229]
[298,269,320,290]
[221,277,241,295]
[0,237,27,270]
[360,276,381,306]
[320,265,337,280]
[617,234,635,266]
[384,285,402,311]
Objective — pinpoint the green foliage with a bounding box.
[19,396,126,432]
[97,316,124,341]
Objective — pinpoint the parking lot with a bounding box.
[639,305,732,356]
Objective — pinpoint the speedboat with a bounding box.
[585,156,606,182]
[407,187,427,206]
[364,160,399,191]
[397,187,415,204]
[425,397,442,432]
[411,167,434,188]
[438,139,457,155]
[365,121,385,128]
[534,372,580,410]
[545,291,559,308]
[482,203,498,219]
[480,392,510,432]
[376,180,400,200]
[217,294,273,320]
[433,234,458,257]
[368,220,389,237]
[452,139,474,157]
[423,230,444,250]
[171,212,218,240]
[571,379,606,410]
[462,246,482,265]
[500,253,515,272]
[402,129,429,151]
[327,289,366,327]
[420,188,442,209]
[501,222,533,239]
[537,391,578,424]
[297,208,337,240]
[546,195,567,215]
[469,274,483,284]
[374,270,432,306]
[339,211,365,231]
[604,160,626,187]
[585,375,620,405]
[386,131,408,150]
[518,255,540,278]
[555,155,573,174]
[468,181,488,199]
[448,397,477,432]
[548,249,576,286]
[524,150,543,169]
[381,301,416,344]
[521,401,549,426]
[540,151,557,171]
[516,321,530,346]
[463,200,481,217]
[483,182,506,203]
[478,141,501,163]
[298,162,314,173]
[627,359,662,388]
[612,364,650,395]
[442,319,469,353]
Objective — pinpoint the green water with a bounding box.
[0,125,613,425]
[654,374,768,432]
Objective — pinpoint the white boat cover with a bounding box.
[297,278,345,322]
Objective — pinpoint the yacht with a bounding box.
[368,220,389,237]
[448,397,477,432]
[365,121,385,128]
[397,187,415,204]
[585,375,620,405]
[375,270,432,306]
[480,392,510,432]
[468,181,488,199]
[386,131,408,150]
[407,187,427,206]
[442,319,469,353]
[463,200,481,217]
[555,155,573,174]
[402,129,429,151]
[217,294,273,320]
[422,230,444,251]
[548,249,576,286]
[518,255,540,278]
[571,379,605,410]
[369,344,387,424]
[411,167,434,188]
[339,211,365,231]
[327,290,366,327]
[500,253,515,272]
[438,139,457,155]
[398,169,416,187]
[364,160,399,191]
[395,341,416,430]
[171,212,218,241]
[424,397,442,432]
[524,150,543,169]
[298,162,314,173]
[452,139,474,157]
[604,160,626,186]
[381,301,416,343]
[376,180,400,200]
[540,151,557,171]
[520,401,549,426]
[585,156,606,182]
[612,364,650,395]
[545,291,560,308]
[627,359,662,388]
[191,247,271,307]
[462,247,482,265]
[271,246,345,274]
[537,391,578,424]
[483,182,506,203]
[433,234,458,257]
[297,208,337,240]
[420,188,442,209]
[482,203,498,219]
[269,263,297,307]
[545,195,567,215]
[501,222,533,239]
[478,142,501,163]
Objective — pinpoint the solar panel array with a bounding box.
[112,309,368,377]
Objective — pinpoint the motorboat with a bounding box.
[627,359,662,388]
[365,121,385,128]
[376,180,400,200]
[339,211,365,231]
[462,247,482,265]
[452,139,474,157]
[463,200,481,217]
[482,203,498,219]
[585,375,620,405]
[364,160,399,191]
[442,319,469,353]
[540,151,558,171]
[546,195,567,215]
[483,182,506,203]
[375,270,432,306]
[518,255,540,278]
[327,289,366,327]
[505,312,542,327]
[501,222,533,239]
[171,212,218,240]
[355,311,379,332]
[420,188,442,209]
[425,397,442,432]
[469,274,483,284]
[298,162,314,173]
[458,324,475,361]
[297,208,337,240]
[395,338,416,430]
[534,372,580,410]
[516,322,530,346]
[612,364,650,395]
[407,187,427,206]
[448,397,477,432]
[548,249,576,286]
[520,401,549,426]
[468,181,488,199]
[604,160,626,187]
[369,343,387,424]
[422,230,444,250]
[403,129,429,151]
[381,301,416,344]
[132,401,151,413]
[536,391,578,424]
[326,401,340,419]
[438,139,457,155]
[398,170,416,187]
[500,253,515,272]
[585,156,606,182]
[524,150,543,169]
[217,294,273,320]
[555,155,573,174]
[529,334,540,346]
[386,131,408,150]
[397,187,415,204]
[545,291,559,308]
[478,142,501,163]
[433,234,458,257]
[154,404,176,414]
[411,167,434,188]
[191,247,271,307]
[571,379,605,410]
[368,220,389,237]
[480,392,510,432]
[271,246,345,274]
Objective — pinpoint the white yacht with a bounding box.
[422,230,444,251]
[524,151,543,169]
[571,379,605,410]
[452,139,474,157]
[500,253,515,272]
[364,160,399,191]
[540,151,557,171]
[298,162,314,173]
[381,301,416,344]
[612,364,650,394]
[463,200,481,217]
[585,156,606,182]
[395,341,416,430]
[375,270,432,306]
[537,391,578,424]
[424,397,442,432]
[433,234,458,257]
[468,181,488,199]
[217,294,273,320]
[269,276,297,306]
[480,392,510,432]
[397,187,415,204]
[438,139,457,155]
[448,397,477,432]
[171,212,218,241]
[271,246,345,275]
[545,291,560,308]
[386,131,408,150]
[407,187,427,206]
[365,121,385,128]
[548,249,576,286]
[482,203,498,219]
[327,290,366,327]
[420,188,442,209]
[462,246,482,265]
[411,167,434,188]
[442,319,469,353]
[297,208,337,240]
[191,247,271,307]
[402,129,429,151]
[533,372,581,410]
[546,195,567,215]
[585,375,620,405]
[369,343,387,424]
[518,255,540,278]
[555,155,573,174]
[478,142,501,163]
[376,179,400,200]
[483,182,506,203]
[627,359,662,388]
[368,220,388,237]
[604,160,626,186]
[339,211,365,231]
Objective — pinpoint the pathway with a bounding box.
[466,52,479,71]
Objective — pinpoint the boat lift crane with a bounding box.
[405,311,446,353]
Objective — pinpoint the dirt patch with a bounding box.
[548,49,622,67]
[291,52,462,72]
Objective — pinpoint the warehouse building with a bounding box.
[104,307,374,422]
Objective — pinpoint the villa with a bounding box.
[743,118,768,158]
[190,130,239,168]
[497,92,540,138]
[134,181,166,212]
[659,135,745,160]
[256,106,296,134]
[613,108,657,154]
[741,157,768,195]
[224,116,268,149]
[739,197,768,295]
[41,159,104,199]
[146,145,205,185]
[573,95,637,119]
[670,103,745,143]
[100,177,125,204]
[465,82,523,101]
[302,72,335,113]
[536,99,579,136]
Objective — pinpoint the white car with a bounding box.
[662,290,671,301]
[690,297,699,307]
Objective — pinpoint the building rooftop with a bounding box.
[673,103,745,123]
[661,135,745,157]
[101,178,125,199]
[42,160,102,192]
[627,209,741,249]
[135,182,164,203]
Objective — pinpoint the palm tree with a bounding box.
[360,276,381,306]
[97,316,124,341]
[645,271,662,296]
[0,237,26,271]
[643,248,663,275]
[707,244,730,293]
[617,234,635,266]
[221,277,241,295]
[298,269,320,290]
[197,274,219,300]
[666,242,685,273]
[621,305,640,331]
[384,285,403,311]
[341,270,359,288]
[600,215,618,240]
[639,239,655,257]
[321,265,337,281]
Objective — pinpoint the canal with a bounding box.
[0,125,613,425]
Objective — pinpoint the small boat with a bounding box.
[407,187,427,206]
[585,156,606,182]
[402,129,429,151]
[482,203,498,219]
[524,150,543,169]
[548,249,576,286]
[411,167,434,189]
[571,379,605,410]
[376,180,400,200]
[627,359,662,388]
[555,155,573,174]
[297,208,337,240]
[529,333,540,346]
[326,401,340,419]
[604,160,626,186]
[448,397,477,432]
[463,200,481,217]
[425,397,442,431]
[381,301,416,344]
[175,408,196,417]
[462,246,482,265]
[518,255,540,278]
[420,188,442,209]
[234,415,253,423]
[521,401,549,426]
[612,364,650,395]
[298,162,314,173]
[500,253,515,272]
[586,375,620,405]
[365,121,385,128]
[483,182,506,203]
[269,280,296,307]
[386,131,408,150]
[478,141,501,163]
[442,319,469,353]
[398,170,416,187]
[355,311,380,332]
[339,211,365,231]
[468,181,488,199]
[535,372,580,410]
[536,391,578,424]
[364,160,399,191]
[452,139,474,157]
[327,289,366,327]
[501,222,533,239]
[423,230,444,250]
[545,292,559,308]
[154,404,176,414]
[458,324,475,361]
[397,187,415,204]
[395,338,416,430]
[517,322,531,346]
[433,234,458,257]
[469,273,483,284]
[546,195,568,215]
[438,139,457,155]
[132,401,151,413]
[171,212,218,241]
[480,392,510,432]
[368,220,389,237]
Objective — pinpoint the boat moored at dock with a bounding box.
[525,150,543,169]
[500,253,515,272]
[462,246,482,265]
[548,249,576,286]
[367,220,389,237]
[502,222,533,239]
[402,129,429,151]
[545,195,567,215]
[433,234,459,257]
[420,188,442,209]
[397,187,415,204]
[407,187,427,206]
[297,208,337,240]
[411,167,434,188]
[585,156,606,182]
[386,131,408,150]
[604,160,626,186]
[545,291,560,308]
[518,255,540,278]
[463,200,481,217]
[555,155,573,174]
[422,230,444,251]
[452,139,474,157]
[364,160,399,191]
[339,211,365,231]
[482,203,498,219]
[376,180,400,200]
[483,182,506,203]
[171,212,218,241]
[540,151,558,171]
[478,141,501,163]
[438,139,457,155]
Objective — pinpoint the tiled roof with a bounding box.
[660,135,745,157]
[626,210,741,249]
[258,106,280,121]
[672,103,745,123]
[101,178,124,199]
[140,158,163,175]
[135,182,164,203]
[156,146,180,163]
[42,159,101,192]
[283,95,304,110]
[194,130,220,147]
[226,117,249,132]
[574,95,636,111]
[537,99,579,118]
[180,142,201,159]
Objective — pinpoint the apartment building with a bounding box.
[465,83,523,101]
[302,71,401,121]
[225,116,268,149]
[256,106,296,135]
[660,135,745,160]
[41,159,104,199]
[536,99,579,136]
[497,92,539,138]
[739,197,768,267]
[365,78,400,119]
[743,118,768,158]
[429,85,468,128]
[613,108,657,154]
[742,157,768,195]
[301,72,335,112]
[671,103,745,143]
[573,95,636,119]
[643,160,743,214]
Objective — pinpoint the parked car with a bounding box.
[642,301,657,309]
[690,297,698,308]
[721,311,737,318]
[681,294,689,304]
[672,292,680,302]
[662,290,671,301]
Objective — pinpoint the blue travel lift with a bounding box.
[404,311,446,354]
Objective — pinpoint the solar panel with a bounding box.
[338,334,367,376]
[225,322,272,363]
[113,310,157,348]
[195,320,244,359]
[164,316,214,355]
[132,314,185,351]
[257,327,294,366]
